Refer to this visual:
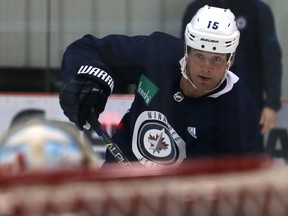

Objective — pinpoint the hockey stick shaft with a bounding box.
[88,114,132,168]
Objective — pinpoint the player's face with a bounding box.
[186,49,228,92]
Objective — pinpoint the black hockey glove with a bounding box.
[59,76,109,130]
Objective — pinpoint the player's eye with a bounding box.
[211,56,224,63]
[194,53,204,60]
[210,56,224,64]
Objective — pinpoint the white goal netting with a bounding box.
[0,155,287,216]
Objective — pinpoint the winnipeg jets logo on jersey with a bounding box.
[148,129,169,154]
[236,16,247,30]
[132,111,186,168]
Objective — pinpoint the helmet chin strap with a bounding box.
[181,51,233,93]
[181,54,199,89]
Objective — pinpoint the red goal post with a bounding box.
[0,155,287,216]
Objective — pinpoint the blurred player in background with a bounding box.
[181,0,282,139]
[59,5,264,168]
[0,119,101,173]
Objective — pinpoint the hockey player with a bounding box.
[59,5,264,168]
[180,0,282,141]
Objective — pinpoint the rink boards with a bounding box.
[0,93,287,163]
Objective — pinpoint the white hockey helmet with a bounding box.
[184,5,240,54]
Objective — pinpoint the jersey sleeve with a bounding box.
[61,34,145,93]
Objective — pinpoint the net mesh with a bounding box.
[0,155,287,216]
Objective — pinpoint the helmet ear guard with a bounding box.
[185,5,240,54]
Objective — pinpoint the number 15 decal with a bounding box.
[207,21,219,30]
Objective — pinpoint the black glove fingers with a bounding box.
[59,76,108,130]
[93,88,108,114]
[76,81,104,127]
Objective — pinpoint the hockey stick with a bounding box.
[87,114,132,168]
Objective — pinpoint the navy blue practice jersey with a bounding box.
[62,32,264,168]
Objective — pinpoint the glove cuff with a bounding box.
[76,65,114,95]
